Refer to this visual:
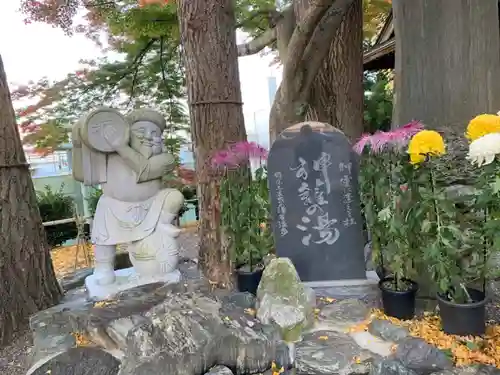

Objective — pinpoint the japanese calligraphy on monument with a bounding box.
[268,122,366,282]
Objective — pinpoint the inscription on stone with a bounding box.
[268,122,366,282]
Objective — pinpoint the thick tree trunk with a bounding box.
[393,0,500,184]
[0,55,62,346]
[178,0,248,288]
[268,0,363,141]
[294,0,364,141]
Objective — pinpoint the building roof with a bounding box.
[363,10,395,71]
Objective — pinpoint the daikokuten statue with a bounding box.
[72,107,184,299]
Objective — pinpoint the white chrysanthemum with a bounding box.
[467,132,500,167]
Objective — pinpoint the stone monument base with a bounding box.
[85,267,181,300]
[303,271,380,302]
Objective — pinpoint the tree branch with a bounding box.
[235,8,282,29]
[283,0,335,82]
[300,0,354,96]
[106,38,157,99]
[237,28,277,56]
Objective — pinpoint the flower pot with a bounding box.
[236,266,264,295]
[437,288,487,336]
[379,277,418,320]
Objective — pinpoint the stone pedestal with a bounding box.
[85,268,181,300]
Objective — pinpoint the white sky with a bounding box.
[0,0,282,139]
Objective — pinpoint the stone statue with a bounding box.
[72,107,184,299]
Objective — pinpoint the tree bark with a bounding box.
[0,55,62,346]
[178,0,248,288]
[293,0,364,141]
[393,0,500,184]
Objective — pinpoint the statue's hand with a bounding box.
[103,124,125,149]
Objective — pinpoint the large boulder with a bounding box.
[29,280,282,375]
[29,347,120,375]
[256,258,315,342]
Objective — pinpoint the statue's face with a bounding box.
[130,121,163,158]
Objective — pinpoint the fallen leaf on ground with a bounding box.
[354,309,500,367]
[244,308,256,316]
[320,297,336,303]
[93,300,116,308]
[71,331,92,347]
[50,244,94,277]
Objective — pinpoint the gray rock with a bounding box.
[368,319,409,343]
[91,281,278,375]
[394,338,453,375]
[318,299,370,332]
[304,286,317,309]
[311,285,380,307]
[205,365,234,375]
[257,258,315,341]
[275,341,292,370]
[370,359,418,375]
[258,294,306,342]
[263,253,277,267]
[221,291,256,309]
[295,330,375,375]
[58,267,93,292]
[29,296,93,364]
[30,347,120,375]
[29,280,282,375]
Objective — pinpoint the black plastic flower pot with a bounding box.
[437,288,487,336]
[236,266,264,295]
[379,277,418,320]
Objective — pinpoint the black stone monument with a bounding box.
[267,122,366,282]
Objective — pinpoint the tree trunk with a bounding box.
[272,0,363,140]
[0,55,62,346]
[178,0,248,288]
[296,0,363,140]
[393,0,500,184]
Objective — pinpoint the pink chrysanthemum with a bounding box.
[353,133,371,154]
[211,141,268,169]
[211,150,240,168]
[353,121,425,155]
[230,141,268,160]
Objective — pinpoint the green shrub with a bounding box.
[37,185,77,248]
[180,185,197,218]
[86,187,103,216]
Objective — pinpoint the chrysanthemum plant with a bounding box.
[415,114,500,303]
[212,141,274,272]
[405,130,477,302]
[464,115,500,292]
[355,122,424,291]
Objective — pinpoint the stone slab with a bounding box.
[268,122,366,282]
[85,267,180,300]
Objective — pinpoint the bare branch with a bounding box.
[107,38,157,99]
[237,28,277,56]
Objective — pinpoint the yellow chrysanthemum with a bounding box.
[407,130,446,165]
[466,114,500,141]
